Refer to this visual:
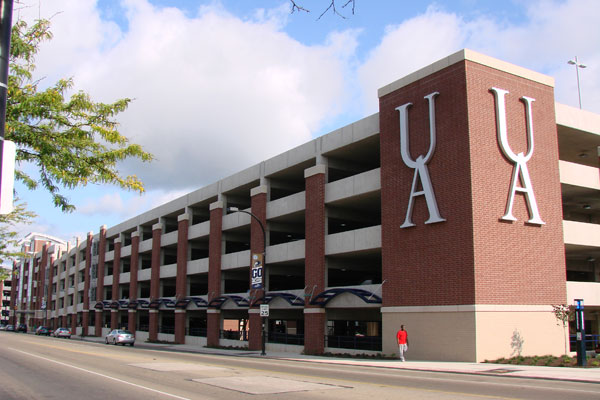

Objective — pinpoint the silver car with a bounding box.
[105,329,135,346]
[53,327,71,338]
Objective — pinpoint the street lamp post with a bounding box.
[574,299,586,367]
[227,206,267,356]
[568,56,586,109]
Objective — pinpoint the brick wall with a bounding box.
[83,232,93,335]
[380,62,475,307]
[175,215,189,344]
[111,239,121,330]
[465,61,566,304]
[248,189,267,350]
[149,224,162,341]
[379,59,566,308]
[128,232,140,335]
[304,168,326,354]
[207,204,223,347]
[95,226,106,336]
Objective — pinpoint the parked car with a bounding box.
[105,329,135,346]
[53,327,71,338]
[5,324,14,332]
[35,326,51,336]
[16,323,27,333]
[0,324,7,331]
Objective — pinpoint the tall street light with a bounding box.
[227,206,267,356]
[568,56,586,109]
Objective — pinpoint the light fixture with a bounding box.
[578,152,589,158]
[582,204,591,210]
[568,56,587,109]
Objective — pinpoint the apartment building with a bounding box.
[1,278,11,325]
[10,50,600,362]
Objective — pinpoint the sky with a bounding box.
[8,0,600,255]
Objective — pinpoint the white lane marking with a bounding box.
[12,349,192,400]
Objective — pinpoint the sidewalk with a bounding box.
[76,335,600,384]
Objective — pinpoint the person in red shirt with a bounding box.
[396,325,408,361]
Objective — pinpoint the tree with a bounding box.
[6,19,153,212]
[552,304,575,355]
[290,0,355,19]
[0,198,35,264]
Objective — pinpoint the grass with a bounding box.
[485,354,600,368]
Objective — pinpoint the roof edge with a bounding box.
[378,49,555,98]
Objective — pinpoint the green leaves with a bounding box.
[6,19,153,212]
[0,199,36,264]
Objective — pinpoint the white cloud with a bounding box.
[77,189,190,220]
[358,5,465,113]
[18,0,358,192]
[358,0,600,114]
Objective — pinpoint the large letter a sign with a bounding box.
[490,87,544,225]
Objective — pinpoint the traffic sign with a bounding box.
[260,304,269,317]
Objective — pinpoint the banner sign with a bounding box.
[251,253,264,289]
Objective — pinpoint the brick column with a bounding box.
[248,185,267,351]
[175,213,189,344]
[47,253,55,327]
[10,261,17,325]
[128,232,140,335]
[207,201,223,347]
[111,238,121,330]
[149,223,162,341]
[95,226,107,336]
[71,312,77,335]
[304,165,326,355]
[82,232,93,336]
[38,244,49,328]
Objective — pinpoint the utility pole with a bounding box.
[0,0,15,214]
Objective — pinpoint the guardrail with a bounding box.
[325,335,382,351]
[569,334,599,351]
[187,327,207,337]
[268,332,304,345]
[220,329,248,341]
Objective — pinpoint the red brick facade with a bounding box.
[248,189,267,350]
[380,60,565,308]
[95,226,107,336]
[128,232,140,334]
[207,203,223,347]
[175,215,189,344]
[111,239,121,330]
[149,224,162,341]
[304,167,326,354]
[82,232,93,336]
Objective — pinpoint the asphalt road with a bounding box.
[1,332,598,400]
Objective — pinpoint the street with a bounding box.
[0,332,598,399]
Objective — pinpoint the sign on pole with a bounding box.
[260,304,269,317]
[251,253,263,289]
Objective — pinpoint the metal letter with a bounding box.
[490,87,544,225]
[397,92,445,228]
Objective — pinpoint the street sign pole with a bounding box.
[260,304,269,356]
[575,299,586,367]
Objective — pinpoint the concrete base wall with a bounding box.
[136,331,149,343]
[475,306,565,362]
[382,307,476,362]
[157,333,175,342]
[184,336,207,347]
[383,306,564,362]
[267,343,303,354]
